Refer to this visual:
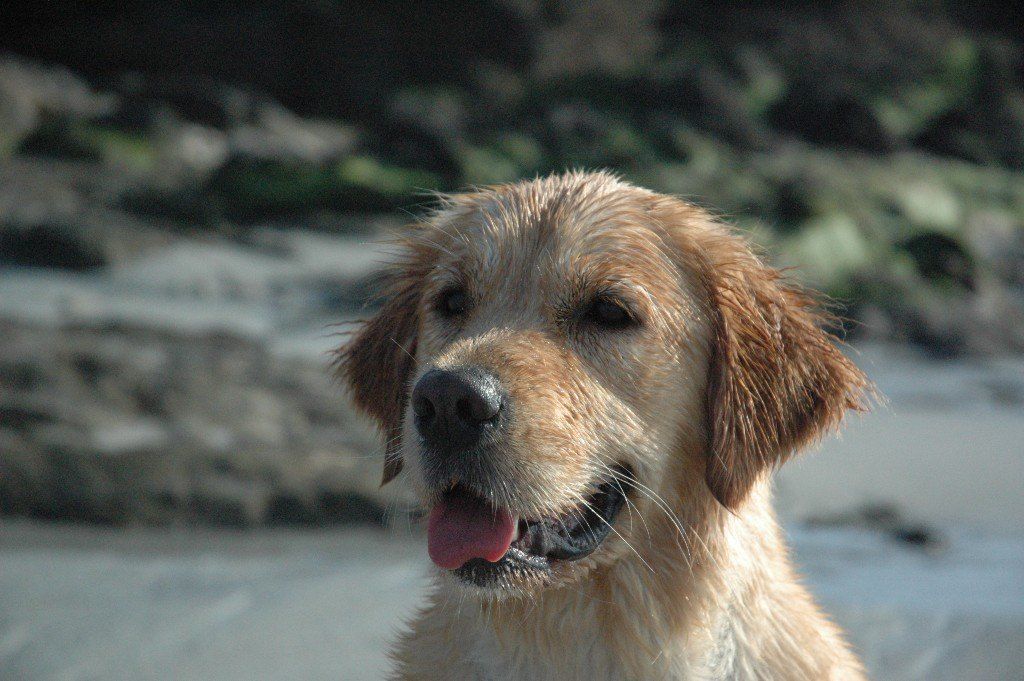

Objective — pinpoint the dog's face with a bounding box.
[340,172,866,597]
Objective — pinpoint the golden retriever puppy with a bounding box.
[339,171,869,680]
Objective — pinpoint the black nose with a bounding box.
[412,368,504,450]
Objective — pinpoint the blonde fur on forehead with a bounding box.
[431,170,645,235]
[339,170,869,680]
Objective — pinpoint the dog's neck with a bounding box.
[480,481,782,678]
[393,479,860,680]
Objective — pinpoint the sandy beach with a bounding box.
[1,518,1021,681]
[2,344,1022,680]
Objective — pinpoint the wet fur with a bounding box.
[338,172,869,680]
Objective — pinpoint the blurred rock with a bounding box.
[0,320,408,527]
[152,119,229,182]
[895,182,963,232]
[966,209,1024,287]
[229,102,357,164]
[900,232,975,291]
[0,223,107,270]
[0,57,117,156]
[188,476,271,528]
[806,502,947,554]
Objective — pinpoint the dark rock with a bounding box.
[890,524,946,553]
[71,354,105,385]
[197,155,441,222]
[364,119,462,186]
[807,502,903,531]
[770,181,817,231]
[319,491,388,527]
[768,87,898,153]
[0,405,54,432]
[267,493,317,526]
[0,223,107,270]
[17,117,104,160]
[913,46,1024,170]
[808,502,946,553]
[187,478,268,528]
[900,232,976,292]
[100,72,263,130]
[860,503,902,530]
[0,361,44,391]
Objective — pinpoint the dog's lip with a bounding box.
[447,464,633,584]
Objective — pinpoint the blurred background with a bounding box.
[0,1,1022,679]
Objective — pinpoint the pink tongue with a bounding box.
[427,494,516,570]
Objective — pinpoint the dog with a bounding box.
[338,171,870,680]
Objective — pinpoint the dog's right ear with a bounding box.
[335,268,422,486]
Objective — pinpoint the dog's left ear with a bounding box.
[697,231,869,509]
[335,267,422,486]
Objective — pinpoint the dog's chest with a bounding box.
[462,624,703,681]
[468,628,620,681]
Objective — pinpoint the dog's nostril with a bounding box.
[460,392,500,423]
[413,394,436,421]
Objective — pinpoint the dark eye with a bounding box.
[585,296,636,329]
[436,287,470,318]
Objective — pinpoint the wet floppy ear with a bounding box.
[335,270,421,486]
[700,237,869,509]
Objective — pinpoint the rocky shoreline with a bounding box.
[2,2,1023,526]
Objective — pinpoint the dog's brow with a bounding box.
[431,262,464,281]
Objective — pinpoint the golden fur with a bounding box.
[339,171,870,680]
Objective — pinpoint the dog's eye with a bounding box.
[585,297,636,329]
[436,287,470,318]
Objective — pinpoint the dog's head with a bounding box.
[339,172,867,596]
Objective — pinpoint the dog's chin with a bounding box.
[433,464,633,597]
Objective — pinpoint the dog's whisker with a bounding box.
[574,496,656,576]
[585,459,653,541]
[388,338,417,364]
[588,460,697,572]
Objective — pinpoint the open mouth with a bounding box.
[427,465,632,587]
